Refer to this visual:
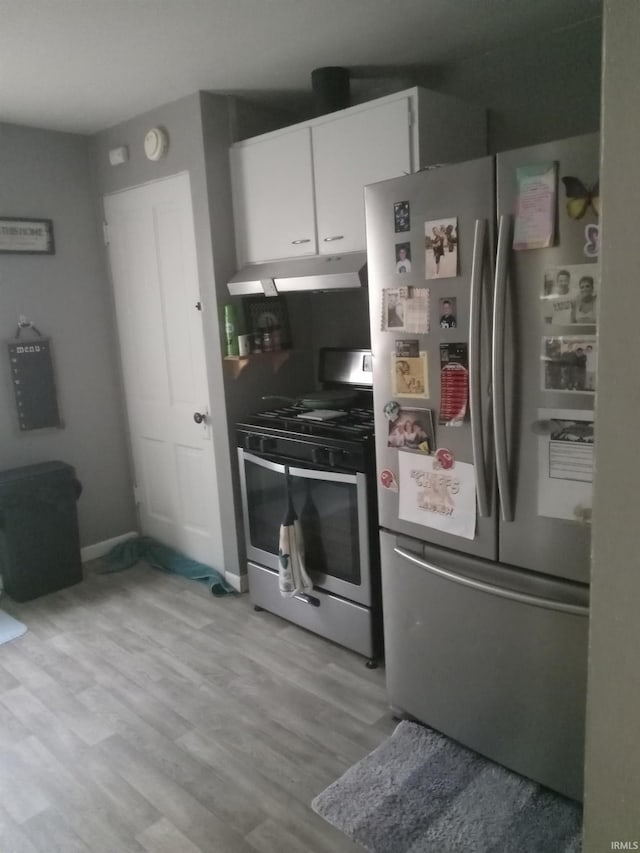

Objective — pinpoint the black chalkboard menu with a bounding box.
[8,338,61,430]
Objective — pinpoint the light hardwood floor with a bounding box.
[0,561,394,853]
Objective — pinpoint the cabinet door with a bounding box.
[230,127,316,264]
[313,98,413,254]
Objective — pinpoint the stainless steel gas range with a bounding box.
[236,348,381,665]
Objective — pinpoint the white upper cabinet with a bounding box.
[230,88,486,266]
[313,98,412,255]
[230,127,316,264]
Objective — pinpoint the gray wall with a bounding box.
[432,17,601,152]
[0,122,135,547]
[302,289,372,379]
[583,1,640,846]
[91,92,313,582]
[349,17,602,154]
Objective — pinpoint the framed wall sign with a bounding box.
[0,218,55,254]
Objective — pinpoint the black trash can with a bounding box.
[0,461,83,602]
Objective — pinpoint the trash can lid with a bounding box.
[0,460,76,486]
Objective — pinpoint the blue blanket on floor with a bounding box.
[101,536,235,597]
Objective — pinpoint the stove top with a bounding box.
[241,402,375,441]
[237,350,375,470]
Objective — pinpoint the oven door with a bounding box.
[238,449,371,606]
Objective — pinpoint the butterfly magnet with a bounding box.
[561,176,600,220]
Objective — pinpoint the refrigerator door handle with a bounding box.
[469,218,489,518]
[393,547,589,617]
[492,214,514,522]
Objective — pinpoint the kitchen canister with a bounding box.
[224,304,239,357]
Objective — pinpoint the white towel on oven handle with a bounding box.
[278,473,313,598]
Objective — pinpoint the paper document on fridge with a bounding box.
[398,451,476,540]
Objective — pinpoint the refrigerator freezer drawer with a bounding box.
[248,561,377,659]
[380,530,588,801]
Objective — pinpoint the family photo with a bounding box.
[425,217,458,279]
[542,264,599,326]
[543,336,597,393]
[387,408,435,452]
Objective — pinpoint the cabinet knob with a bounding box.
[291,238,311,245]
[323,235,344,242]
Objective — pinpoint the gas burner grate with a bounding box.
[251,406,374,439]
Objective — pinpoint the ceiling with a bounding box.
[0,0,602,135]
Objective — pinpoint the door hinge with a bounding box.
[133,484,142,505]
[102,222,110,245]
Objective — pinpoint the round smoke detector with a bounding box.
[144,127,169,161]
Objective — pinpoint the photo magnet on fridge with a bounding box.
[439,297,457,328]
[542,336,597,393]
[387,407,435,454]
[393,201,411,233]
[381,287,430,333]
[541,265,599,327]
[424,217,458,279]
[395,242,412,273]
[395,339,419,358]
[391,352,429,398]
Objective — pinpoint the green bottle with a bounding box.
[224,304,239,356]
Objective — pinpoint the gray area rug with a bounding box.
[311,721,582,853]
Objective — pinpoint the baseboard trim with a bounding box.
[81,531,139,564]
[225,571,248,593]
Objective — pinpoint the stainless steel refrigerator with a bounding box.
[364,133,598,801]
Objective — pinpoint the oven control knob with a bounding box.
[311,447,328,465]
[329,449,348,467]
[259,437,275,454]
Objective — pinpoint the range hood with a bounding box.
[227,252,368,296]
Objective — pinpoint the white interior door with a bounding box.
[104,173,224,569]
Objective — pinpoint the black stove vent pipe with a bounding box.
[311,67,351,116]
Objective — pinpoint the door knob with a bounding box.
[193,411,207,424]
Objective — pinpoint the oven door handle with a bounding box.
[288,465,358,484]
[241,450,287,474]
[294,593,321,607]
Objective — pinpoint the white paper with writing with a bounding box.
[537,408,594,522]
[398,451,476,540]
[513,163,557,251]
